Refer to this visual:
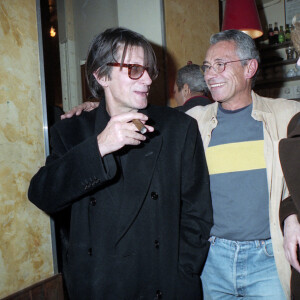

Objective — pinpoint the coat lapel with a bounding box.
[115,129,162,244]
[93,99,122,203]
[91,101,163,243]
[94,99,110,133]
[252,95,278,198]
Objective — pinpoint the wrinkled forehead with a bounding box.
[204,41,238,63]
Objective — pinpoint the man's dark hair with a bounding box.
[86,27,159,99]
[176,64,208,94]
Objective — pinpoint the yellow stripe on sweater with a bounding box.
[206,140,266,175]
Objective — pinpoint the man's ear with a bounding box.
[93,71,108,87]
[183,83,190,96]
[245,59,258,80]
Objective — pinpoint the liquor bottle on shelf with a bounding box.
[278,25,285,43]
[274,22,279,44]
[268,24,274,44]
[285,24,291,42]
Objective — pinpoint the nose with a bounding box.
[205,65,219,76]
[204,67,218,81]
[140,70,152,85]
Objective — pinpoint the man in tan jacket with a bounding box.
[186,29,300,299]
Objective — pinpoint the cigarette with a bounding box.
[132,119,147,134]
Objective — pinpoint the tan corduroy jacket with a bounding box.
[186,91,300,299]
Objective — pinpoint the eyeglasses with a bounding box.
[200,59,250,74]
[107,62,152,80]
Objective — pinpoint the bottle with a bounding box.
[268,24,274,44]
[285,24,291,42]
[274,22,279,44]
[278,25,285,43]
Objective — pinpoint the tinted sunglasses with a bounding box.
[107,62,154,80]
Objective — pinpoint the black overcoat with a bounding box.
[28,100,213,300]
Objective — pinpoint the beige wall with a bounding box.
[164,0,220,106]
[0,0,54,298]
[118,0,168,106]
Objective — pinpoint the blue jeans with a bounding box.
[201,237,286,299]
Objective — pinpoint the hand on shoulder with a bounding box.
[61,101,100,120]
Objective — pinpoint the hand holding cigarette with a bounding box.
[97,112,154,157]
[132,119,147,134]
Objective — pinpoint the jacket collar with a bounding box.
[94,98,110,134]
[251,91,272,118]
[116,130,162,244]
[208,91,272,117]
[91,98,163,244]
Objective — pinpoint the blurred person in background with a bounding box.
[173,63,212,112]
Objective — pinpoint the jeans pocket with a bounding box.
[262,241,274,257]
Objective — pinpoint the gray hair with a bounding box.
[176,64,208,94]
[210,30,260,86]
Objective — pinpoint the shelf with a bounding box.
[258,41,292,51]
[256,76,300,87]
[261,58,297,68]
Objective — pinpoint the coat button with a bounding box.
[154,240,159,249]
[88,248,92,256]
[156,290,162,299]
[151,192,158,200]
[90,197,96,206]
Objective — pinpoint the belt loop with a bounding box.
[255,240,260,248]
[209,236,216,245]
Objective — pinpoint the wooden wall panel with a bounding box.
[1,274,65,300]
[164,0,220,106]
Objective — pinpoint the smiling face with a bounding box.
[97,45,152,116]
[204,41,253,109]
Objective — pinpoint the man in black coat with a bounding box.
[28,27,212,300]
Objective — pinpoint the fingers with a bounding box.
[112,111,149,123]
[289,244,300,272]
[97,112,154,157]
[63,106,83,119]
[113,112,154,133]
[97,124,146,157]
[144,124,154,132]
[60,102,100,119]
[61,106,83,120]
[283,214,300,272]
[84,101,100,112]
